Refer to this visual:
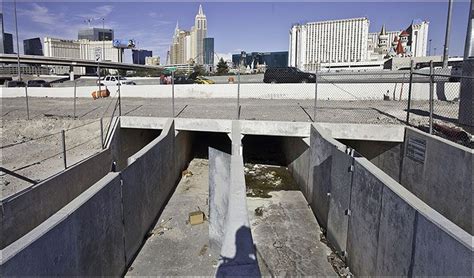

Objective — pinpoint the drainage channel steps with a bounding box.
[127,159,339,276]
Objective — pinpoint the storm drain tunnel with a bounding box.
[1,118,471,277]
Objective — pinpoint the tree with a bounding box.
[193,64,206,76]
[216,58,229,75]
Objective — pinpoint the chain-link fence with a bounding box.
[407,61,473,147]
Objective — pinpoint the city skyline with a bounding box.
[0,1,470,63]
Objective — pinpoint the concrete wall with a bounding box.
[0,173,126,276]
[120,119,182,264]
[1,82,459,100]
[340,139,403,182]
[306,124,347,227]
[213,121,260,276]
[1,119,197,275]
[209,147,231,252]
[0,149,112,249]
[281,137,310,194]
[305,125,472,276]
[400,128,473,234]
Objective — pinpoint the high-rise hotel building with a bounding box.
[289,17,370,71]
[169,5,208,65]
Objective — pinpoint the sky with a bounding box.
[1,1,471,63]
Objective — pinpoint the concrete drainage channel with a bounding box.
[0,117,472,276]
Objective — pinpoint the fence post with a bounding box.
[406,60,414,125]
[429,60,434,134]
[172,70,175,117]
[313,69,318,122]
[100,117,104,149]
[73,80,77,119]
[25,85,30,120]
[237,70,241,120]
[61,129,67,169]
[118,83,122,116]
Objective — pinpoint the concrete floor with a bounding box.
[126,158,218,276]
[247,190,337,276]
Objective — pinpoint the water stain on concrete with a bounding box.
[244,163,299,198]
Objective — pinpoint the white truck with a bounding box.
[97,75,136,86]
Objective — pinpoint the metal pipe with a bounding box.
[429,60,434,134]
[237,70,240,120]
[13,0,21,81]
[406,60,414,125]
[172,70,175,117]
[313,69,318,122]
[442,0,453,68]
[73,81,77,119]
[100,118,104,149]
[61,130,67,169]
[25,85,29,120]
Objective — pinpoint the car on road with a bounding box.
[97,75,136,86]
[27,79,51,87]
[5,80,26,87]
[263,67,316,83]
[173,72,215,85]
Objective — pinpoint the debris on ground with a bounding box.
[189,211,204,225]
[198,244,208,256]
[148,217,172,237]
[255,206,264,217]
[182,169,193,178]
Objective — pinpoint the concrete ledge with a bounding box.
[0,173,125,276]
[0,149,112,249]
[119,116,405,142]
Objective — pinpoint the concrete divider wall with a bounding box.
[209,147,231,252]
[213,121,260,276]
[400,128,473,234]
[120,119,180,264]
[281,137,310,196]
[0,148,112,249]
[1,82,458,100]
[307,124,347,227]
[0,173,126,276]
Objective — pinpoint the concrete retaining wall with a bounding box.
[1,118,197,275]
[1,82,459,100]
[0,173,126,276]
[305,125,472,276]
[0,149,112,249]
[306,124,347,227]
[120,119,182,264]
[400,128,473,234]
[281,137,310,195]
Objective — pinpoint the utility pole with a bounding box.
[458,0,473,126]
[13,0,21,81]
[442,0,453,68]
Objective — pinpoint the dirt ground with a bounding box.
[1,116,104,198]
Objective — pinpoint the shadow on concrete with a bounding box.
[405,109,458,124]
[0,167,38,185]
[216,226,261,277]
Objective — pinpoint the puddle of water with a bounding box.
[244,163,299,198]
